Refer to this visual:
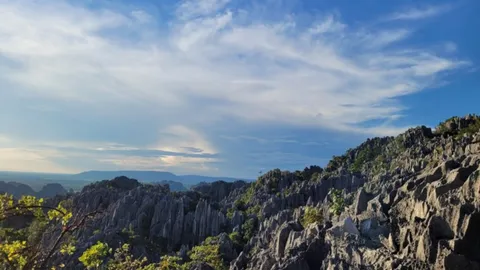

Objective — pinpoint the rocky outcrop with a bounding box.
[55,177,231,267]
[193,180,248,202]
[224,115,480,270]
[36,115,480,269]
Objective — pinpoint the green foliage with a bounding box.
[349,144,383,173]
[436,115,480,139]
[241,183,255,204]
[0,240,27,268]
[159,255,184,270]
[302,165,323,181]
[436,116,459,134]
[233,199,246,211]
[0,194,85,270]
[372,154,388,175]
[79,241,111,269]
[121,224,138,240]
[47,200,73,225]
[203,236,219,245]
[282,187,292,197]
[329,189,345,216]
[229,182,257,219]
[226,207,235,219]
[326,155,347,172]
[245,205,261,218]
[266,169,281,193]
[300,207,323,227]
[107,243,157,270]
[456,118,480,139]
[60,239,77,255]
[242,218,257,243]
[229,231,243,247]
[189,242,226,270]
[394,136,406,152]
[310,172,321,182]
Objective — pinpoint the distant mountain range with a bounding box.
[70,170,252,187]
[0,170,252,195]
[0,181,67,198]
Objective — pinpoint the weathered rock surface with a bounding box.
[225,115,480,270]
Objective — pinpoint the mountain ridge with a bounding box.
[71,170,253,187]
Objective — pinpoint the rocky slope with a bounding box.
[38,115,480,269]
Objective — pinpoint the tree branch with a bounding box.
[37,210,101,270]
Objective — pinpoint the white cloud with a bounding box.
[0,148,76,173]
[0,0,465,135]
[131,10,152,23]
[361,29,411,48]
[0,0,470,174]
[177,0,230,20]
[154,125,217,155]
[386,5,451,21]
[98,155,219,173]
[308,15,346,35]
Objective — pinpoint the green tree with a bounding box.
[0,194,99,270]
[189,243,226,270]
[79,241,111,269]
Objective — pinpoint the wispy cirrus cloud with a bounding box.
[0,0,471,175]
[385,4,452,21]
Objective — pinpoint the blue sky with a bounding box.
[0,0,478,178]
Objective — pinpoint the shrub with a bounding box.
[242,218,257,243]
[226,208,235,219]
[79,241,111,269]
[456,118,480,139]
[245,205,261,218]
[233,199,246,211]
[189,243,226,270]
[107,243,157,270]
[229,231,243,246]
[329,189,345,216]
[349,144,382,173]
[300,207,323,227]
[310,172,321,182]
[159,255,183,270]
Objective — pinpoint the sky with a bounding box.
[0,0,478,178]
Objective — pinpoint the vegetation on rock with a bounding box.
[300,207,323,227]
[329,189,346,216]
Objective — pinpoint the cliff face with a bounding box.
[42,115,480,269]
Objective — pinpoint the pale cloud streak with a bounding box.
[386,5,452,21]
[154,125,218,155]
